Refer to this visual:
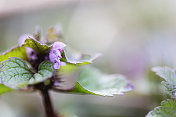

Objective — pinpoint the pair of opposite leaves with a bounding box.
[0,38,133,96]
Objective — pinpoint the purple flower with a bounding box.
[49,42,66,69]
[26,47,38,61]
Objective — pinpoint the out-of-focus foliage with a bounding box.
[152,67,176,98]
[62,47,100,65]
[147,67,176,116]
[70,67,133,96]
[147,99,176,117]
[1,0,176,117]
[0,84,12,95]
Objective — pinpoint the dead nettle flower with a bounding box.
[0,26,134,117]
[49,42,66,69]
[19,33,66,70]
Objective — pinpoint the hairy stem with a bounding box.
[40,88,56,117]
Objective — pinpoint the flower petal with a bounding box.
[54,62,60,69]
[52,42,66,50]
[60,62,66,66]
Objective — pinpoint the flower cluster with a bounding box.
[19,33,66,70]
[49,42,66,69]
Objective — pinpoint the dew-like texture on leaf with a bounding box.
[152,67,176,98]
[0,58,54,89]
[29,61,54,84]
[63,47,100,65]
[22,39,52,54]
[147,99,176,117]
[0,46,27,65]
[0,84,12,95]
[71,67,133,96]
[0,57,33,88]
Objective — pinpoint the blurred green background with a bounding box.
[0,0,176,117]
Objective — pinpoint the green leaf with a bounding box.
[59,63,80,75]
[152,67,176,98]
[161,81,176,98]
[152,67,176,85]
[0,58,54,88]
[62,47,101,65]
[0,57,33,88]
[70,67,133,96]
[0,46,27,65]
[29,61,54,84]
[147,99,176,117]
[0,84,12,95]
[22,39,51,54]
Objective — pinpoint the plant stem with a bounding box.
[40,88,56,117]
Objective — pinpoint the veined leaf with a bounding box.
[69,67,133,96]
[29,61,54,84]
[22,39,52,54]
[0,58,54,88]
[0,57,33,88]
[147,99,176,117]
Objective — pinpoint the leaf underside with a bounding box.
[147,99,176,117]
[68,67,133,96]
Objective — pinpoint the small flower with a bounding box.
[49,42,66,69]
[26,47,38,61]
